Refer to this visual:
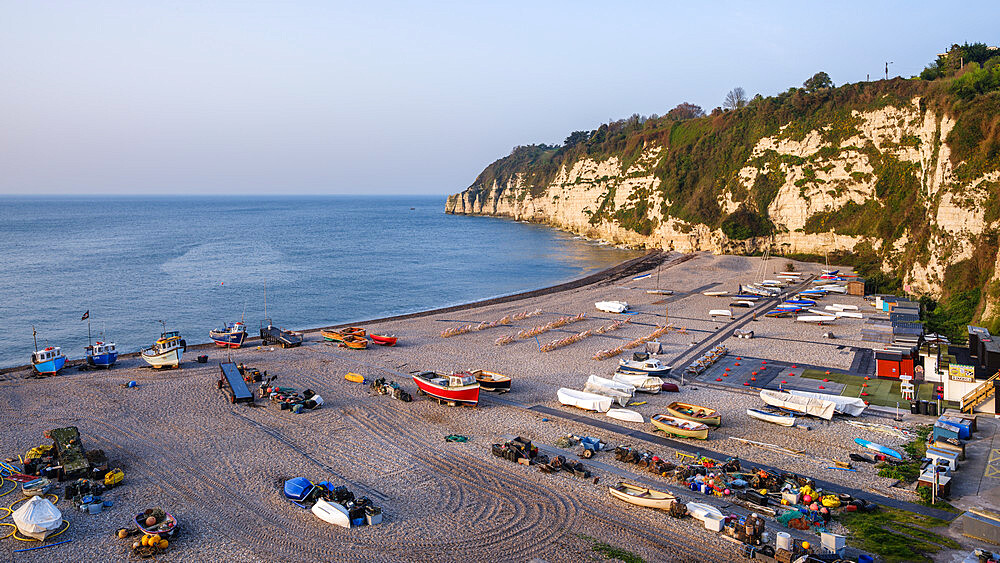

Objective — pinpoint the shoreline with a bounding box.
[1,250,669,376]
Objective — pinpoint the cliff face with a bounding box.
[447,88,1000,332]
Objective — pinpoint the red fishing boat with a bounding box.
[369,333,397,346]
[412,371,480,406]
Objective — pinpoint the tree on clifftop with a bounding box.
[803,71,833,92]
[723,87,748,110]
[563,130,592,147]
[666,102,705,121]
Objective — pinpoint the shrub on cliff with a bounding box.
[720,208,771,240]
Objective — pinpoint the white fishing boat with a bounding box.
[746,408,796,427]
[795,315,837,324]
[557,388,613,412]
[612,372,664,393]
[787,390,867,416]
[311,498,351,528]
[595,300,629,313]
[760,389,836,420]
[606,408,644,423]
[140,329,185,369]
[617,357,671,377]
[702,291,729,297]
[609,482,676,509]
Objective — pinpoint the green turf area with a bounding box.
[581,535,646,563]
[837,507,960,563]
[799,369,958,409]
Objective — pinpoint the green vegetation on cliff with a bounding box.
[458,44,1000,334]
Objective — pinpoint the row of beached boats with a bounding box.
[320,327,398,349]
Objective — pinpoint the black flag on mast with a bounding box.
[81,310,89,321]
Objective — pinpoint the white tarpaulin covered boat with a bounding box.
[787,390,867,416]
[12,496,62,540]
[595,301,629,313]
[606,408,644,423]
[612,372,663,394]
[557,388,613,412]
[311,498,351,528]
[760,389,836,420]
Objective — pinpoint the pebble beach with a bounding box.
[0,252,942,562]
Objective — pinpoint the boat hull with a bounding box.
[412,375,480,405]
[608,483,676,509]
[471,370,511,392]
[666,402,721,427]
[369,334,397,346]
[209,330,247,348]
[606,408,644,423]
[31,355,66,375]
[651,414,709,439]
[86,352,118,368]
[557,388,612,412]
[141,348,181,369]
[746,408,796,427]
[311,498,351,528]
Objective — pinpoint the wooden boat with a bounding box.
[612,372,663,393]
[311,498,351,528]
[340,335,369,349]
[210,321,247,348]
[140,330,185,369]
[746,408,796,427]
[651,413,709,440]
[666,402,722,427]
[760,389,835,420]
[595,300,629,313]
[369,333,397,346]
[606,408,644,423]
[471,370,511,392]
[557,388,612,412]
[608,482,676,509]
[412,371,480,406]
[320,329,345,342]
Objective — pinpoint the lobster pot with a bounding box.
[775,532,792,551]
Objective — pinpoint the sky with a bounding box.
[1,1,998,196]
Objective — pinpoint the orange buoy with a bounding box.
[716,378,722,381]
[750,377,756,381]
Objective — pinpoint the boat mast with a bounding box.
[88,320,92,346]
[263,280,268,324]
[32,325,38,353]
[158,319,166,337]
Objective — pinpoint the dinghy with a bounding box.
[587,374,636,395]
[709,309,732,317]
[646,289,673,295]
[606,408,644,423]
[369,333,398,346]
[702,291,729,296]
[834,311,863,319]
[582,381,631,407]
[12,496,62,540]
[746,408,796,427]
[612,372,663,393]
[471,370,512,392]
[686,502,724,522]
[854,438,903,460]
[760,389,836,420]
[595,301,629,313]
[666,402,721,427]
[557,388,612,412]
[786,390,867,416]
[730,300,754,308]
[651,413,709,439]
[608,482,676,509]
[795,315,837,324]
[311,498,351,528]
[412,371,480,405]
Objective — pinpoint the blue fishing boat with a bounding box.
[784,299,817,306]
[86,341,118,368]
[30,327,66,375]
[210,321,247,348]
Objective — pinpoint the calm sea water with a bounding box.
[0,196,643,368]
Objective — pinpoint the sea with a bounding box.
[0,195,644,369]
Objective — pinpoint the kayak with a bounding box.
[854,438,903,460]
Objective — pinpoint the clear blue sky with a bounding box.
[1,1,996,195]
